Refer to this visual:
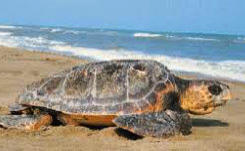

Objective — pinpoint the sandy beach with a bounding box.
[0,46,244,151]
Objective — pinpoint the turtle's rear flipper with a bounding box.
[113,110,191,137]
[0,114,52,130]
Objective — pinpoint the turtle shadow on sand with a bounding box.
[67,124,143,140]
[79,124,108,130]
[114,128,143,140]
[192,118,229,127]
[78,125,143,140]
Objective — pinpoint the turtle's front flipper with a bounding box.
[0,114,52,130]
[113,110,192,137]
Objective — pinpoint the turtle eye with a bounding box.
[208,84,222,95]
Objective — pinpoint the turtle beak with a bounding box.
[214,84,232,107]
[221,86,232,105]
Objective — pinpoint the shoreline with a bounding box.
[0,46,245,150]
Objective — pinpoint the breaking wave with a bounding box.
[163,35,219,41]
[0,33,65,49]
[0,32,12,36]
[234,37,245,43]
[41,27,63,33]
[50,28,63,33]
[184,37,218,41]
[133,32,162,38]
[63,30,81,34]
[133,32,219,41]
[0,25,21,29]
[41,27,82,35]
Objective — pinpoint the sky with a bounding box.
[0,0,245,35]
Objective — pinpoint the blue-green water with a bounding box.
[0,25,245,81]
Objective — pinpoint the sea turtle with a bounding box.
[0,60,231,137]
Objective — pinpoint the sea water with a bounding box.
[0,25,244,82]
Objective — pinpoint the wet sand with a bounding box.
[0,46,244,151]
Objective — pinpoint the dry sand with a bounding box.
[0,46,244,151]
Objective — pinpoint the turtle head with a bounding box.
[179,80,232,115]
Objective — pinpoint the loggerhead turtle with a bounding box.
[0,60,231,137]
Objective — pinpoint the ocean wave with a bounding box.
[0,34,65,49]
[0,32,12,36]
[0,25,20,29]
[41,27,81,35]
[40,27,50,30]
[237,37,245,40]
[19,36,65,46]
[163,34,219,41]
[83,30,118,36]
[50,28,63,33]
[184,37,218,41]
[40,27,63,33]
[63,30,81,35]
[233,37,245,43]
[49,45,245,82]
[133,33,162,38]
[133,32,219,41]
[41,27,117,36]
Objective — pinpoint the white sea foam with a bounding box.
[63,30,81,34]
[185,37,218,41]
[133,33,162,38]
[40,27,50,30]
[19,36,65,46]
[164,35,176,39]
[0,32,12,36]
[134,33,219,41]
[40,27,63,33]
[0,25,20,29]
[50,45,245,82]
[50,28,63,33]
[163,35,219,41]
[0,34,65,50]
[237,37,245,40]
[234,37,245,43]
[41,27,81,35]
